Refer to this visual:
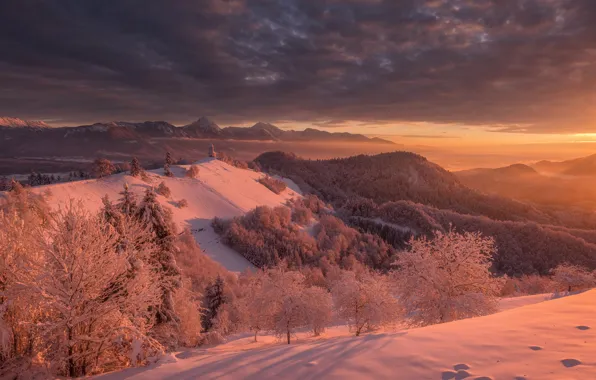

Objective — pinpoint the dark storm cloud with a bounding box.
[0,0,595,132]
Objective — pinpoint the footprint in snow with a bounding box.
[529,346,543,351]
[576,325,590,331]
[454,364,470,371]
[442,369,471,380]
[561,358,582,368]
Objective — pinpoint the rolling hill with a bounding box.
[29,158,301,272]
[533,154,596,176]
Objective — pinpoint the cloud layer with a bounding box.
[1,0,595,132]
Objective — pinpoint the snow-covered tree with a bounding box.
[303,286,333,336]
[164,152,174,177]
[202,276,226,331]
[101,194,122,228]
[185,165,200,179]
[156,181,171,198]
[331,270,401,336]
[165,151,174,166]
[130,157,142,177]
[118,183,137,216]
[239,271,270,342]
[0,202,163,377]
[551,263,595,292]
[92,158,116,178]
[263,268,308,344]
[394,229,501,326]
[137,188,182,323]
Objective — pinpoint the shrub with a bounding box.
[258,176,287,194]
[156,181,172,198]
[177,199,189,208]
[185,165,200,179]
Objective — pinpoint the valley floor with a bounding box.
[97,291,596,379]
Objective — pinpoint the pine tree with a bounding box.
[101,195,122,229]
[130,157,142,177]
[137,188,181,323]
[202,275,226,331]
[118,183,137,216]
[164,151,174,177]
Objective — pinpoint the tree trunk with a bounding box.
[68,327,75,378]
[286,322,291,345]
[254,330,258,342]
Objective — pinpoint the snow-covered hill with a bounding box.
[98,290,596,379]
[33,158,301,272]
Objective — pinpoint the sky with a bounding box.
[1,0,595,148]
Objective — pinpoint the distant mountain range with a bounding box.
[0,116,394,145]
[533,154,596,177]
[456,158,596,208]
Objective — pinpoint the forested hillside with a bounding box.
[254,151,596,275]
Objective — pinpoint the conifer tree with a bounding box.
[101,195,123,230]
[164,152,174,177]
[202,275,226,331]
[137,188,181,323]
[118,183,137,216]
[130,157,142,177]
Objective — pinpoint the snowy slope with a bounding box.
[33,158,301,272]
[98,290,596,379]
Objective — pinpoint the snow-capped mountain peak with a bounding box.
[0,116,51,129]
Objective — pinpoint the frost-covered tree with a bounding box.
[130,157,142,177]
[240,271,270,342]
[185,165,200,179]
[118,183,137,216]
[303,286,333,336]
[202,276,226,332]
[92,158,116,178]
[164,151,174,177]
[263,268,307,344]
[394,229,501,326]
[137,188,182,323]
[551,263,595,292]
[101,194,122,228]
[165,151,173,166]
[331,270,401,336]
[0,203,163,377]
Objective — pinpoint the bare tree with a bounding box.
[394,229,501,326]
